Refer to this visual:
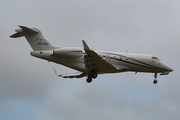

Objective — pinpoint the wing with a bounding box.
[82,40,117,73]
[53,68,87,78]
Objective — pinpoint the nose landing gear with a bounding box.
[153,73,158,84]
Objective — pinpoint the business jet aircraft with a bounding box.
[10,26,173,84]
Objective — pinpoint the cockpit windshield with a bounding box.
[151,56,160,60]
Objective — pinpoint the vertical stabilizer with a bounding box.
[10,25,56,51]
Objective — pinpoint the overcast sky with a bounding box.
[0,0,180,120]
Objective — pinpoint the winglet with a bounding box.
[82,40,90,50]
[53,68,61,76]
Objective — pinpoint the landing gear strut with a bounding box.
[153,73,158,84]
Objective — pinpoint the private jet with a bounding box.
[10,26,173,84]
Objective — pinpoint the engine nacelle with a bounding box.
[53,47,83,58]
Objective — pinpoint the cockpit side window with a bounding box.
[151,56,160,60]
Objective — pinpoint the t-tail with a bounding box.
[10,25,56,51]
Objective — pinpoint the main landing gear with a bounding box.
[86,72,98,83]
[86,77,92,83]
[153,73,158,84]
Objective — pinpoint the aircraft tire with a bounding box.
[92,73,98,79]
[153,80,158,84]
[86,77,92,83]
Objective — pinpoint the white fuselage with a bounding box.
[31,50,173,74]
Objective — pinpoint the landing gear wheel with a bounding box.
[92,72,98,79]
[86,77,92,83]
[153,80,158,84]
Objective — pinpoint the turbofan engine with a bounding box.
[53,47,83,58]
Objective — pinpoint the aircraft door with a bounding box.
[106,54,111,62]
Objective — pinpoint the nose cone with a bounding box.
[160,61,173,72]
[168,67,173,72]
[164,64,173,72]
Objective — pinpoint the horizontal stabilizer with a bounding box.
[18,25,38,33]
[10,32,24,38]
[53,68,87,78]
[10,25,38,38]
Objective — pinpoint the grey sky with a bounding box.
[0,0,180,120]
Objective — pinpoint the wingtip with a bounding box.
[53,68,61,76]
